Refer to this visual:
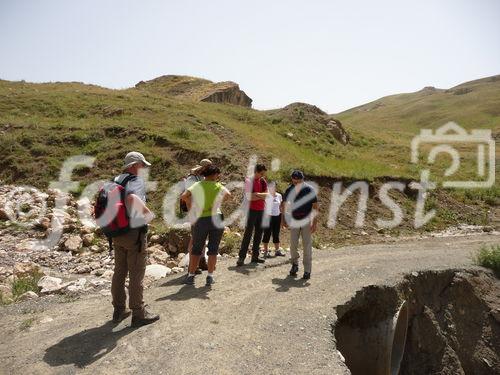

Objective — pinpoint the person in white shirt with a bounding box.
[262,181,285,257]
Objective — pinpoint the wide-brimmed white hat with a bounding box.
[123,151,151,169]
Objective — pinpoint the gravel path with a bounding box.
[0,233,498,375]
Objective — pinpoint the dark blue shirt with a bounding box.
[283,183,318,219]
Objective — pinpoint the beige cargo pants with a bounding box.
[111,228,147,318]
[289,223,313,273]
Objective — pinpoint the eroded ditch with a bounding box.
[334,269,500,375]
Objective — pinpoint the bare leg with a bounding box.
[207,255,217,273]
[263,242,269,252]
[188,255,201,274]
[188,237,193,255]
[274,242,280,251]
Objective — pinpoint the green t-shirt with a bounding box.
[187,180,226,217]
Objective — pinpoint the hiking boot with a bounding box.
[289,263,299,277]
[251,258,265,264]
[112,308,131,323]
[302,272,311,280]
[236,258,245,267]
[275,249,286,257]
[206,275,215,287]
[184,275,195,285]
[195,268,203,275]
[131,309,160,328]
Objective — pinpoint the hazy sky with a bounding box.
[1,0,499,113]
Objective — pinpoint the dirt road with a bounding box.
[0,234,498,375]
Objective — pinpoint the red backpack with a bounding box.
[94,174,136,252]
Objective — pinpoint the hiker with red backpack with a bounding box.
[94,152,159,327]
[236,164,269,266]
[181,158,213,274]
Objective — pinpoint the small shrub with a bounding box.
[474,244,500,277]
[0,291,9,305]
[59,294,79,304]
[19,318,35,331]
[29,144,48,156]
[220,231,241,255]
[11,271,43,300]
[312,237,322,250]
[172,127,190,139]
[20,203,31,213]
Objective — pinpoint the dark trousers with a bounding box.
[239,209,264,260]
[191,216,224,256]
[263,214,281,244]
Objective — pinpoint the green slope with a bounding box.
[336,75,500,184]
[0,75,498,190]
[337,75,500,141]
[0,75,498,239]
[0,78,389,190]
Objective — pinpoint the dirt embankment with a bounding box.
[335,269,500,375]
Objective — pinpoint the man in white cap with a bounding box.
[111,151,159,327]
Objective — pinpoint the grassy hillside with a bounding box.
[337,75,500,135]
[0,75,498,241]
[0,78,393,189]
[1,75,498,185]
[336,75,500,184]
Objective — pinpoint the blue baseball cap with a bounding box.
[291,170,304,179]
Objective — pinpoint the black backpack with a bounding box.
[179,174,200,213]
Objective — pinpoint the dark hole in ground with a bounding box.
[334,269,500,375]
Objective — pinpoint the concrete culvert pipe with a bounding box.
[390,301,409,375]
[336,300,409,375]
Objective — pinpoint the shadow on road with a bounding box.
[44,320,136,368]
[272,276,310,292]
[159,273,189,287]
[156,284,210,302]
[227,263,259,276]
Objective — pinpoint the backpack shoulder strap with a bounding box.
[114,173,137,187]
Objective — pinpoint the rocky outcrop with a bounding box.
[200,82,252,107]
[135,75,252,107]
[281,102,327,117]
[269,102,351,145]
[326,119,350,145]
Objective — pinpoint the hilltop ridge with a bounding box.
[135,75,253,107]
